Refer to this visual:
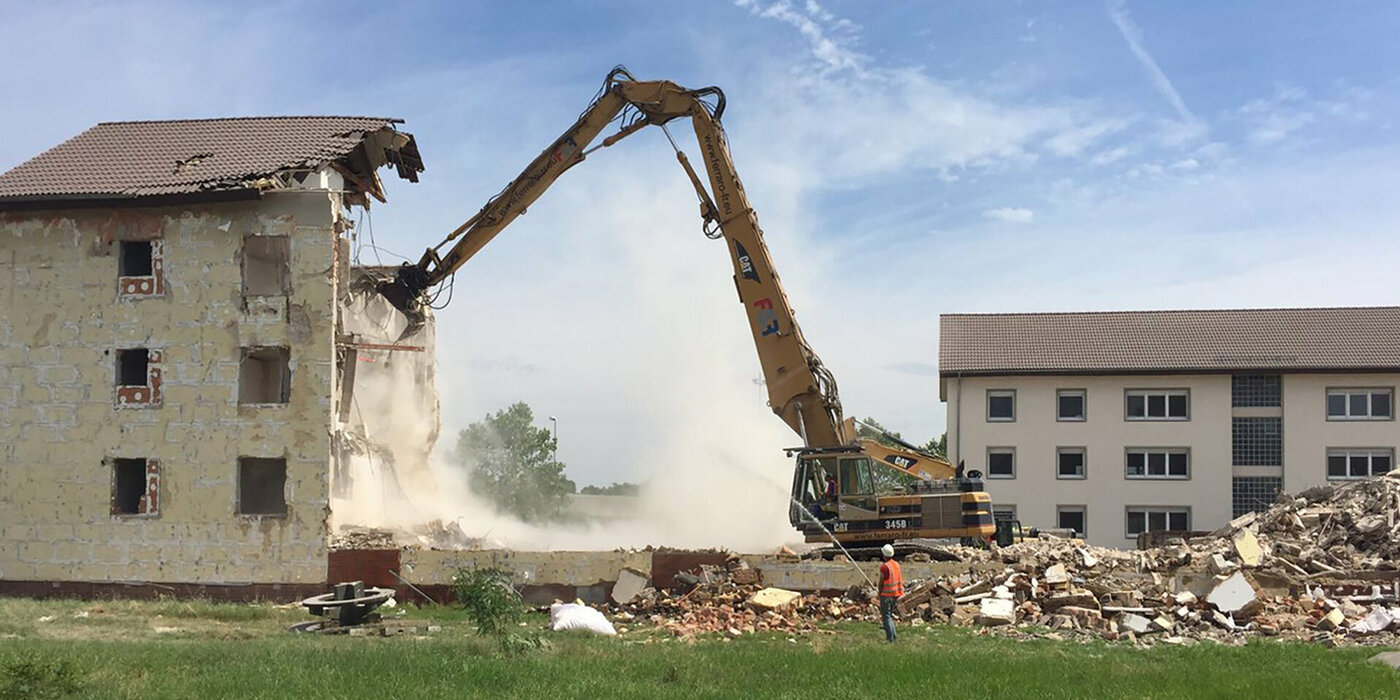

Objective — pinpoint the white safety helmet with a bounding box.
[881,544,895,559]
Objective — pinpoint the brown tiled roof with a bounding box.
[0,116,423,207]
[940,307,1400,376]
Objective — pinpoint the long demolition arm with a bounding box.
[382,68,851,448]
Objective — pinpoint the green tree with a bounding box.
[922,433,947,459]
[579,482,640,496]
[456,402,574,522]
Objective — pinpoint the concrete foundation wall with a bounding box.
[0,191,340,584]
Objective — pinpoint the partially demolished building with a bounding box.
[0,117,424,595]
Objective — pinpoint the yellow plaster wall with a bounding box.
[0,191,341,583]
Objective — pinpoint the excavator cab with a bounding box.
[789,448,996,546]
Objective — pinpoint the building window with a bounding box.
[987,390,1015,422]
[992,504,1017,523]
[239,347,291,404]
[119,240,153,276]
[1126,507,1190,537]
[1056,506,1086,537]
[1126,448,1189,479]
[1125,389,1188,420]
[1232,417,1282,466]
[1232,373,1281,408]
[1232,476,1282,518]
[1326,448,1394,480]
[1327,389,1393,420]
[114,348,162,408]
[986,447,1015,479]
[112,458,159,516]
[242,235,290,297]
[237,457,287,516]
[118,239,165,297]
[1057,390,1086,421]
[1056,447,1086,479]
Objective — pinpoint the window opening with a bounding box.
[238,457,287,515]
[239,347,291,404]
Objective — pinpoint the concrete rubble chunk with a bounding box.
[1369,651,1400,669]
[1232,529,1263,568]
[977,597,1016,626]
[1078,547,1098,568]
[1206,572,1258,615]
[1152,615,1175,632]
[1211,610,1237,631]
[1174,591,1197,605]
[1208,554,1237,575]
[611,568,650,605]
[746,587,801,612]
[1043,590,1098,611]
[1043,563,1069,586]
[1118,613,1152,635]
[1316,608,1345,632]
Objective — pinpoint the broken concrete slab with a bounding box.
[977,597,1015,626]
[1208,553,1237,575]
[746,587,801,612]
[1042,590,1097,611]
[611,567,649,605]
[1232,529,1263,568]
[1206,572,1259,616]
[1316,608,1346,632]
[1118,613,1152,635]
[1043,563,1069,586]
[1369,651,1400,669]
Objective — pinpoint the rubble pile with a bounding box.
[604,556,875,639]
[897,472,1400,646]
[599,474,1400,646]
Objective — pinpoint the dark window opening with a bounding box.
[1057,508,1085,537]
[1057,391,1085,421]
[119,241,153,277]
[238,457,287,515]
[1057,448,1085,479]
[242,236,290,296]
[239,347,291,404]
[987,449,1015,478]
[117,349,149,387]
[113,458,148,515]
[987,391,1015,421]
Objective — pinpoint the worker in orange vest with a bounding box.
[878,543,903,643]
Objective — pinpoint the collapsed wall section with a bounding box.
[330,268,441,532]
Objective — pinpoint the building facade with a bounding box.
[0,117,422,590]
[940,308,1400,547]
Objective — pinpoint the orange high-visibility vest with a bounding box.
[879,560,904,598]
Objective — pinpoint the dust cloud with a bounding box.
[330,275,800,552]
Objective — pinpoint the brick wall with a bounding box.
[0,190,342,584]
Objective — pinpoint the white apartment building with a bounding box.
[939,307,1400,547]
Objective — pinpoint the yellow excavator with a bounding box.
[378,67,995,554]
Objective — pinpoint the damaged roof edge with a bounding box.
[0,117,425,212]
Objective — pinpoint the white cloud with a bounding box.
[1044,118,1130,157]
[983,207,1035,223]
[1107,0,1204,139]
[1236,85,1315,143]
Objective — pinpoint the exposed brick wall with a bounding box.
[0,191,341,584]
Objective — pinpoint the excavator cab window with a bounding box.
[838,457,874,495]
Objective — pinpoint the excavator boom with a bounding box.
[382,67,993,546]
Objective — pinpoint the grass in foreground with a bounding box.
[0,597,1397,699]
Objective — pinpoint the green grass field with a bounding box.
[0,597,1397,699]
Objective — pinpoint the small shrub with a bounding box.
[0,654,84,700]
[498,631,549,656]
[452,567,524,636]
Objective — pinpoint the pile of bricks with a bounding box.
[605,556,874,639]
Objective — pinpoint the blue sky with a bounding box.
[4,0,1400,489]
